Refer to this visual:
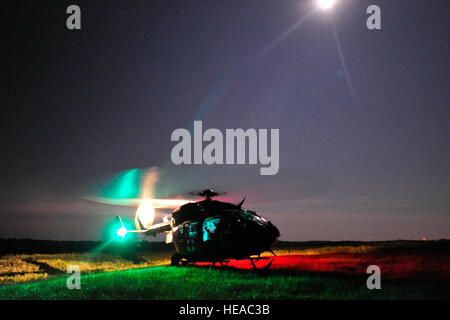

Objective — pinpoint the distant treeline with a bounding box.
[0,239,171,255]
[0,238,448,255]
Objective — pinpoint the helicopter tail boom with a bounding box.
[116,216,171,238]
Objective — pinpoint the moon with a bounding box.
[317,0,336,10]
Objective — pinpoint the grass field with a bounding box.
[0,240,449,299]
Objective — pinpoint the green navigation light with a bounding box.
[116,226,128,238]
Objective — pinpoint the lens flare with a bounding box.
[135,201,156,229]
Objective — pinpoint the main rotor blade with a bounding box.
[83,197,190,209]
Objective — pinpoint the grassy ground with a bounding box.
[0,240,448,299]
[0,265,447,300]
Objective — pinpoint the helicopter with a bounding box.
[114,189,280,268]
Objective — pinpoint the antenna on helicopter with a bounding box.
[237,196,246,208]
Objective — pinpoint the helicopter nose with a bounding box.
[267,221,280,242]
[256,221,280,248]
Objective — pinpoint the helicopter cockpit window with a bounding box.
[241,210,267,224]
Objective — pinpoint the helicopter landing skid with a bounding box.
[247,256,274,270]
[175,256,274,270]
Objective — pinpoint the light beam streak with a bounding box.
[260,8,317,57]
[331,19,360,108]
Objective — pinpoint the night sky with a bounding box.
[1,0,448,241]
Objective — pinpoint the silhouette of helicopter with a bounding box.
[115,189,280,268]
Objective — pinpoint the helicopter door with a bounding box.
[202,216,221,242]
[186,221,201,253]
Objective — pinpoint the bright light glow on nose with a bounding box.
[317,0,336,9]
[136,201,155,228]
[116,226,127,238]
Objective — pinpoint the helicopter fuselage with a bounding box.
[170,199,280,261]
